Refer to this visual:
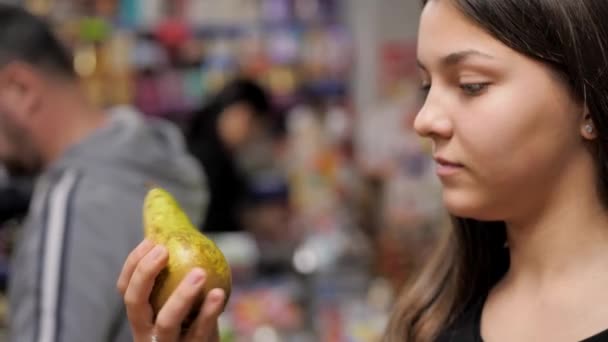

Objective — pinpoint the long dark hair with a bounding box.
[385,0,608,340]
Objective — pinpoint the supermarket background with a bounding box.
[0,0,446,341]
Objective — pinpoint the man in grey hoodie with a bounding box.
[0,5,207,341]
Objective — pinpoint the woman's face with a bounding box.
[416,0,589,220]
[218,103,256,149]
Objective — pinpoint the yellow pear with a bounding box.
[143,187,232,329]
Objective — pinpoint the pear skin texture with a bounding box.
[143,188,232,328]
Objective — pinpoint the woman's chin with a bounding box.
[442,189,501,221]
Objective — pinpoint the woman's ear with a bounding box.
[581,106,597,140]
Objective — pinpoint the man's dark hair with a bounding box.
[0,4,75,78]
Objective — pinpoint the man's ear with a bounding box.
[0,62,43,123]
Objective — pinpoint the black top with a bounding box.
[437,297,608,342]
[187,136,248,233]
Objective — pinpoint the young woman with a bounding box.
[386,0,608,341]
[117,0,608,341]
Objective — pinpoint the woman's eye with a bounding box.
[460,82,489,96]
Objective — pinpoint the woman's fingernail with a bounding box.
[188,269,205,285]
[150,245,165,259]
[211,289,224,303]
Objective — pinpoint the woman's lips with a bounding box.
[434,156,464,177]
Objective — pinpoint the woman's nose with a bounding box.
[413,91,453,140]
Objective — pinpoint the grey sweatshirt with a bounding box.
[8,106,207,342]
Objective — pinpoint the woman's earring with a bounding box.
[583,123,597,140]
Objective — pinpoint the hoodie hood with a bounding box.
[53,105,207,224]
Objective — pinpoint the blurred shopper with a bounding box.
[0,5,206,342]
[119,0,608,341]
[186,78,272,232]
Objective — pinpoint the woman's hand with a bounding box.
[117,240,226,342]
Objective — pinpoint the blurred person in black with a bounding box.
[0,5,206,342]
[186,78,272,232]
